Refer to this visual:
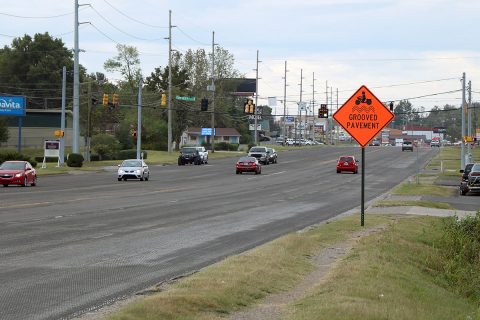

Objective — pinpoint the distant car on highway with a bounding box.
[266,148,277,164]
[236,156,261,175]
[248,146,269,165]
[178,146,206,165]
[117,159,149,181]
[369,139,380,146]
[0,160,37,187]
[402,141,414,152]
[336,156,359,174]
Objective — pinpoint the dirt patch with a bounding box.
[226,225,387,320]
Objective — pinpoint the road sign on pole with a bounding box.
[333,85,394,147]
[333,85,394,226]
[175,96,196,102]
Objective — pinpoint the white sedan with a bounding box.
[117,159,149,181]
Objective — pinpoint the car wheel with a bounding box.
[118,178,122,181]
[3,184,8,187]
[22,176,28,187]
[337,170,341,174]
[460,189,468,196]
[178,159,182,166]
[236,170,240,174]
[145,174,149,181]
[258,168,262,174]
[31,176,37,186]
[123,177,127,181]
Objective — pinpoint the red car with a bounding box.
[236,156,261,175]
[336,156,358,174]
[0,161,37,187]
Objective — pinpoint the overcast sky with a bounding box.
[1,0,479,116]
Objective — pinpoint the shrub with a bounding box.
[0,150,36,167]
[117,149,148,160]
[91,134,121,160]
[214,142,229,151]
[228,143,239,151]
[90,154,100,161]
[67,153,84,167]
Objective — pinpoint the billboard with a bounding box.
[284,116,294,124]
[0,95,26,116]
[201,128,216,136]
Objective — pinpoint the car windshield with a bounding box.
[181,147,197,153]
[0,162,24,170]
[339,157,353,162]
[403,141,412,145]
[238,157,255,162]
[250,148,265,152]
[121,160,142,167]
[471,164,480,172]
[266,148,273,153]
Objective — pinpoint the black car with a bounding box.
[460,163,476,195]
[178,147,203,165]
[266,148,278,164]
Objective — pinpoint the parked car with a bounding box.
[369,139,380,146]
[178,146,205,165]
[336,156,359,174]
[460,163,480,195]
[0,160,37,187]
[248,146,269,165]
[236,156,261,175]
[402,141,414,152]
[266,148,278,164]
[117,159,149,181]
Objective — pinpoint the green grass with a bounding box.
[374,200,454,210]
[425,146,480,174]
[285,216,479,320]
[105,215,391,320]
[392,183,456,197]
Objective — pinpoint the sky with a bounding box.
[1,0,480,116]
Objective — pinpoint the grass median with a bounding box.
[374,200,454,209]
[102,213,480,320]
[392,183,456,197]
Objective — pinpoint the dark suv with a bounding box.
[178,147,203,165]
[402,141,413,152]
[460,163,475,195]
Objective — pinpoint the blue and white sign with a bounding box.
[0,96,26,116]
[284,116,295,124]
[201,128,216,136]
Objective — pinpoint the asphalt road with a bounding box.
[0,145,438,320]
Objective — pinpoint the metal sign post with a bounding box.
[333,85,394,226]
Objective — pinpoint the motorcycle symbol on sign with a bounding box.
[355,91,372,105]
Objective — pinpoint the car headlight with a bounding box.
[135,170,141,174]
[118,169,124,174]
[15,173,23,178]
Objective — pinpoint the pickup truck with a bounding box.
[248,146,269,165]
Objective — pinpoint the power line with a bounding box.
[176,27,210,46]
[102,0,168,29]
[88,5,165,41]
[0,11,75,19]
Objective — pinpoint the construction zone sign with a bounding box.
[333,85,394,147]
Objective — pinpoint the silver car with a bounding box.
[117,159,149,181]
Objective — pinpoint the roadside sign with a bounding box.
[175,96,196,102]
[201,128,216,136]
[0,95,26,116]
[249,124,262,131]
[333,85,394,148]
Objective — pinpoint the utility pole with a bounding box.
[210,31,216,152]
[336,88,339,143]
[60,66,66,165]
[467,80,472,164]
[325,81,329,144]
[283,61,287,143]
[137,78,143,160]
[461,72,466,170]
[73,0,80,153]
[167,10,173,153]
[86,81,91,162]
[311,72,315,141]
[254,49,260,144]
[299,68,303,140]
[330,86,334,145]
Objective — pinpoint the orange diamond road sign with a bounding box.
[333,85,394,148]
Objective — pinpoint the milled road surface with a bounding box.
[0,146,437,320]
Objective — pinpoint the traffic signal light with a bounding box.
[318,104,328,118]
[389,101,394,112]
[161,93,167,107]
[103,94,109,107]
[54,130,64,137]
[112,93,119,107]
[244,99,255,114]
[201,98,208,111]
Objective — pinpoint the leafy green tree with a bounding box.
[0,32,80,109]
[104,44,142,92]
[91,133,121,160]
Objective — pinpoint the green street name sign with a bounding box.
[175,96,196,101]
